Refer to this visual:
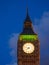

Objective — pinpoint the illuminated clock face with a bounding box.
[23,43,35,54]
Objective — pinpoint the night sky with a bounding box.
[0,0,49,65]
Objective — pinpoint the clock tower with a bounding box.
[17,10,40,65]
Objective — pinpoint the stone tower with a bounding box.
[17,10,40,65]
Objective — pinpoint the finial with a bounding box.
[24,0,32,23]
[26,0,28,8]
[26,7,29,17]
[26,0,28,16]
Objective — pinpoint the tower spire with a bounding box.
[25,7,31,22]
[24,0,32,22]
[20,0,37,35]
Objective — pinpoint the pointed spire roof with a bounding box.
[20,8,37,35]
[24,8,32,23]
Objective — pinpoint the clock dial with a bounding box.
[23,43,35,54]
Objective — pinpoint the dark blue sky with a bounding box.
[0,0,49,65]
